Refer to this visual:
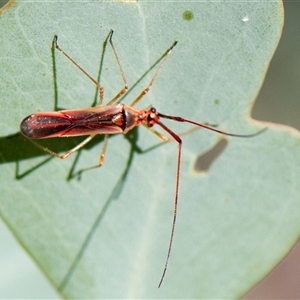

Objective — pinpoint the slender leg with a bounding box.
[54,30,129,106]
[107,30,129,104]
[68,134,110,177]
[144,124,201,142]
[98,134,108,166]
[54,35,105,106]
[153,120,182,288]
[28,132,110,170]
[143,125,169,141]
[130,40,177,107]
[29,135,96,159]
[27,133,110,177]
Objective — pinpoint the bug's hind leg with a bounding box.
[29,135,96,160]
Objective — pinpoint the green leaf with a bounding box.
[1,1,296,299]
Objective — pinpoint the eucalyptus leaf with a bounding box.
[1,1,297,299]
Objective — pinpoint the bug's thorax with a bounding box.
[122,104,159,133]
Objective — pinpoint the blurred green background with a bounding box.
[0,1,299,298]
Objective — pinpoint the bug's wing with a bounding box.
[20,105,125,139]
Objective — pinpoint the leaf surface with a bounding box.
[1,1,296,299]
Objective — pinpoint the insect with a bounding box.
[20,30,265,287]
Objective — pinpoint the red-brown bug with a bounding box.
[20,30,265,287]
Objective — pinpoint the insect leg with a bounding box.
[142,124,169,141]
[29,135,96,160]
[68,134,110,176]
[130,40,177,107]
[106,30,129,105]
[144,124,203,142]
[53,35,105,106]
[99,134,109,166]
[141,120,184,288]
[154,120,182,288]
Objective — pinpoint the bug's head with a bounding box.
[146,107,160,127]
